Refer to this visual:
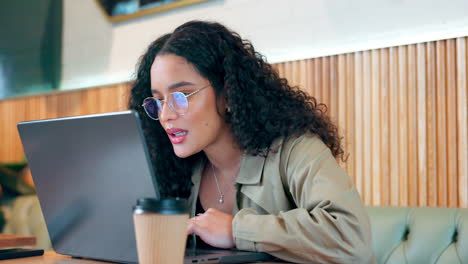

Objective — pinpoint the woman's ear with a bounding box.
[216,95,229,115]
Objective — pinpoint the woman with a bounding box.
[129,20,374,263]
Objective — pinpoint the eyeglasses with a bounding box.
[141,84,210,120]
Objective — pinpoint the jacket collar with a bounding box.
[189,153,266,186]
[236,136,284,185]
[190,137,283,186]
[235,153,266,185]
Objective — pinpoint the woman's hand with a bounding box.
[187,208,235,248]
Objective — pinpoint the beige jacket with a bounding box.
[188,133,375,263]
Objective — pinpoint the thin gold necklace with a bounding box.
[210,163,224,204]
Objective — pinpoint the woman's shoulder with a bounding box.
[272,132,329,158]
[241,132,333,171]
[261,132,342,185]
[258,132,335,174]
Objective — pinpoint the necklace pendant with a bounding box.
[218,195,224,204]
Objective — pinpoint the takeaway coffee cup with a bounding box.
[133,198,189,264]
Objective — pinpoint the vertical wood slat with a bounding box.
[371,49,381,206]
[457,38,468,207]
[363,51,372,205]
[336,54,346,172]
[354,52,365,202]
[417,43,428,206]
[314,58,322,103]
[436,41,448,207]
[446,39,459,208]
[389,47,399,206]
[329,56,338,124]
[1,38,467,208]
[380,48,390,206]
[298,59,307,95]
[345,54,355,187]
[407,44,419,207]
[397,46,408,206]
[426,42,438,207]
[322,57,330,116]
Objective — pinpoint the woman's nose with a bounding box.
[159,101,178,122]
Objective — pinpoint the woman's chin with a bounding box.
[172,145,195,158]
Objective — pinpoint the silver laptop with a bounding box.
[17,110,273,264]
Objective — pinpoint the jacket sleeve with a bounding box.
[232,135,375,263]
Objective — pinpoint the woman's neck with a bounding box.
[203,128,242,179]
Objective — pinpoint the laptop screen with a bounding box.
[18,111,158,263]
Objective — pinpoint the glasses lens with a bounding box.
[142,98,161,120]
[170,92,189,114]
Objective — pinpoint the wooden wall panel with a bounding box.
[0,83,131,164]
[1,37,467,207]
[275,37,467,208]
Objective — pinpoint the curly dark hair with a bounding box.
[129,20,345,198]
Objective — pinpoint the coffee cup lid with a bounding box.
[133,198,188,214]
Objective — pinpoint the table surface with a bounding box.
[4,251,288,264]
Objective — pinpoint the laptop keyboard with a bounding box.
[185,248,238,257]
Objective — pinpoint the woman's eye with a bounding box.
[178,91,192,96]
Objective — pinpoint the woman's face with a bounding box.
[150,54,227,158]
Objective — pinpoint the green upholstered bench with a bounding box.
[368,207,468,264]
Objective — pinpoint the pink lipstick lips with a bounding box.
[166,128,188,144]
